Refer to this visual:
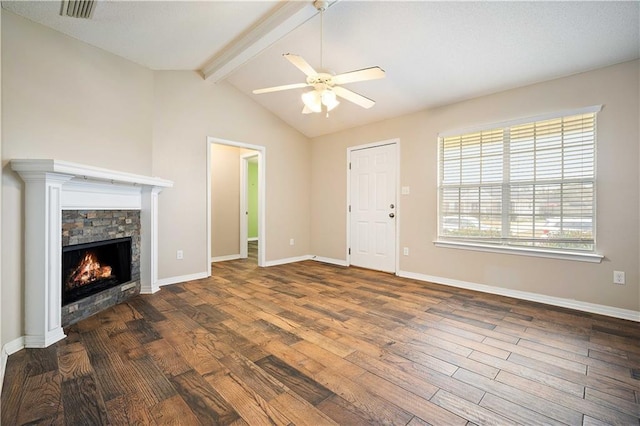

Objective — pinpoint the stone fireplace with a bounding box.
[11,159,172,348]
[60,210,140,325]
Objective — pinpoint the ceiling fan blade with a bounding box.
[284,53,317,77]
[253,82,309,95]
[332,66,386,85]
[333,86,376,109]
[302,105,314,114]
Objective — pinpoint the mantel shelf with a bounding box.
[11,159,173,188]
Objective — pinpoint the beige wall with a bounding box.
[311,60,640,312]
[210,144,242,258]
[210,145,260,258]
[1,11,154,346]
[152,71,311,278]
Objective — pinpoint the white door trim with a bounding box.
[207,137,266,273]
[346,139,400,273]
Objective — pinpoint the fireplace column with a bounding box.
[140,186,163,294]
[19,171,74,347]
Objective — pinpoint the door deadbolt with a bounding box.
[389,213,395,218]
[390,204,395,209]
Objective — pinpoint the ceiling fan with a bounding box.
[252,0,385,116]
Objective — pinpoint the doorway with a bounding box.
[207,137,266,274]
[347,140,398,273]
[240,153,259,261]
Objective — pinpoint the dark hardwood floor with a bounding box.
[2,245,639,425]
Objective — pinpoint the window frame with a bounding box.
[435,105,603,263]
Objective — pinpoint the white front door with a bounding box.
[349,143,397,273]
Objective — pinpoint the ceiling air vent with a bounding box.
[60,0,96,19]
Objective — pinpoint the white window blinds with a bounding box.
[438,107,599,252]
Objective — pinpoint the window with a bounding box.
[438,106,600,254]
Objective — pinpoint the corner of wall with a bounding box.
[1,336,25,396]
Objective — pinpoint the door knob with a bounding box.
[389,213,395,218]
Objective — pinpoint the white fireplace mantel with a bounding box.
[11,159,173,348]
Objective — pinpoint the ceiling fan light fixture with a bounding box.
[302,88,340,114]
[321,89,340,111]
[301,90,322,113]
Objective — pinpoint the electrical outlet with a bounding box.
[613,271,625,285]
[176,250,183,260]
[403,247,409,256]
[289,238,295,246]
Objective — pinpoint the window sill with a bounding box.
[433,240,603,263]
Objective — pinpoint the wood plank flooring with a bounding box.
[3,244,640,425]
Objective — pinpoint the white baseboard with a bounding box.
[248,237,258,242]
[264,255,313,267]
[397,270,640,322]
[211,254,241,263]
[157,272,209,287]
[312,256,349,267]
[1,336,26,396]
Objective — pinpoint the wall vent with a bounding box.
[60,0,96,19]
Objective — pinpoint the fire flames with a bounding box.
[67,251,113,289]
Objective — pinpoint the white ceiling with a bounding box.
[3,1,639,138]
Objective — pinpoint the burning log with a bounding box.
[67,251,113,289]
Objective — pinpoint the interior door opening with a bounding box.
[240,153,259,261]
[207,137,266,273]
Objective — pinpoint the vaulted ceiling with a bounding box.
[3,1,639,138]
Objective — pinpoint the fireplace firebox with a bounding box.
[62,237,132,306]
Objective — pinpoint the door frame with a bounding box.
[207,136,266,273]
[346,139,400,273]
[239,153,259,259]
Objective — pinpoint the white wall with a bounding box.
[311,60,640,313]
[1,11,154,347]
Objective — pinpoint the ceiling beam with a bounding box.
[201,1,320,82]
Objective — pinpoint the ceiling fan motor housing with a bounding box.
[313,0,329,12]
[306,73,334,91]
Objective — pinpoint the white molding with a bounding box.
[312,256,348,267]
[140,186,163,294]
[212,254,242,263]
[157,272,209,287]
[3,336,26,355]
[397,270,640,322]
[62,180,142,210]
[17,171,72,348]
[1,336,26,395]
[434,240,604,263]
[11,159,173,188]
[264,255,313,267]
